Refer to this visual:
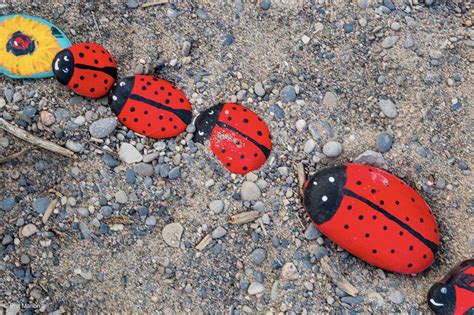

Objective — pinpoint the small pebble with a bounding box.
[209,200,224,214]
[162,222,184,248]
[322,141,343,157]
[379,99,398,118]
[280,85,296,103]
[250,248,267,265]
[241,181,261,201]
[212,226,227,239]
[376,132,394,153]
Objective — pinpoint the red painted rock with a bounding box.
[303,163,439,274]
[428,259,474,315]
[53,42,117,98]
[108,75,192,139]
[193,103,272,175]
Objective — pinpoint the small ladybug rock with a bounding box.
[428,259,474,315]
[303,163,439,274]
[52,42,117,98]
[193,103,272,175]
[109,75,192,139]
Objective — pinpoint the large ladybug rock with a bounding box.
[428,259,474,315]
[109,75,192,138]
[302,163,439,274]
[193,103,272,175]
[52,42,117,98]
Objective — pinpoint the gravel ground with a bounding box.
[0,0,473,313]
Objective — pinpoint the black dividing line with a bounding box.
[74,64,117,79]
[216,121,271,158]
[128,94,192,125]
[343,188,438,255]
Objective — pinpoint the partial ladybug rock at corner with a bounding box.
[302,163,439,274]
[52,42,117,98]
[109,75,192,139]
[193,103,272,175]
[427,259,474,315]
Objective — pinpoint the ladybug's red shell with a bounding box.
[428,259,474,315]
[108,75,192,139]
[52,42,117,98]
[303,163,439,274]
[193,103,272,174]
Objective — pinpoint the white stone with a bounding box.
[119,143,143,163]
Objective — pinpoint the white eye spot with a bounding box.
[63,56,69,61]
[313,181,317,186]
[119,82,126,87]
[430,299,444,307]
[441,287,447,294]
[329,177,335,182]
[54,59,60,71]
[112,95,117,101]
[198,131,204,136]
[13,40,18,46]
[209,110,214,115]
[322,195,328,202]
[62,68,69,73]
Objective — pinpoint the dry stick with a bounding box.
[0,118,76,159]
[297,162,306,196]
[42,199,58,224]
[142,0,169,8]
[320,256,359,297]
[0,146,33,164]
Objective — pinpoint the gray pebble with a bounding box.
[304,139,317,154]
[196,8,209,20]
[376,132,394,153]
[209,200,224,214]
[4,89,13,103]
[2,234,13,245]
[162,222,183,248]
[168,166,180,179]
[358,0,368,9]
[254,82,266,97]
[280,85,296,103]
[133,163,154,177]
[260,0,271,10]
[354,150,387,169]
[13,92,23,103]
[20,254,30,265]
[89,118,117,138]
[126,0,139,8]
[66,140,83,153]
[304,223,322,240]
[0,198,15,212]
[250,248,267,265]
[379,99,398,118]
[212,226,227,239]
[223,33,234,46]
[241,181,261,201]
[115,190,128,204]
[182,41,191,57]
[79,222,92,240]
[322,141,343,157]
[77,208,89,217]
[388,290,405,304]
[33,197,49,214]
[341,296,364,305]
[382,36,399,49]
[145,216,157,226]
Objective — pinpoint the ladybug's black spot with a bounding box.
[257,131,262,136]
[243,118,249,123]
[141,86,146,91]
[379,200,384,205]
[94,59,98,64]
[169,117,173,122]
[227,117,232,121]
[371,189,376,194]
[142,130,146,134]
[179,98,184,103]
[254,153,258,157]
[85,45,90,49]
[161,127,165,131]
[411,197,415,202]
[344,224,349,229]
[108,57,112,62]
[144,111,148,115]
[365,233,370,238]
[165,99,170,104]
[423,254,427,259]
[434,228,438,233]
[243,109,247,112]
[391,249,395,254]
[73,84,79,88]
[406,217,410,222]
[383,226,388,230]
[372,249,377,254]
[173,125,177,129]
[80,76,84,80]
[147,123,151,127]
[232,107,237,110]
[160,86,165,90]
[104,79,108,84]
[356,180,361,185]
[92,49,96,53]
[79,53,84,58]
[130,107,136,112]
[243,166,248,171]
[372,215,377,220]
[146,82,151,86]
[399,231,404,236]
[407,264,413,268]
[420,218,424,223]
[154,91,158,95]
[395,200,400,205]
[123,118,127,122]
[140,78,145,82]
[226,163,231,167]
[240,155,245,159]
[134,118,138,122]
[101,50,105,54]
[159,115,163,120]
[358,215,364,220]
[221,148,226,153]
[90,88,95,93]
[409,245,414,251]
[93,74,97,78]
[347,205,352,210]
[168,92,172,96]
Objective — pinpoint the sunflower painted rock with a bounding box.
[53,43,117,98]
[0,14,71,79]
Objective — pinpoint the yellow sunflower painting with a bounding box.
[0,14,71,79]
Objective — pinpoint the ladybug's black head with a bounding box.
[52,49,74,85]
[303,165,347,225]
[109,76,135,116]
[427,282,456,315]
[193,103,224,144]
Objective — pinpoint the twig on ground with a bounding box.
[229,211,260,224]
[297,162,306,195]
[320,256,359,297]
[142,0,169,8]
[0,118,76,159]
[0,146,33,164]
[195,234,212,251]
[42,199,58,224]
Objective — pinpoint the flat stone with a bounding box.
[241,181,261,201]
[209,200,224,214]
[260,0,271,10]
[388,290,405,304]
[250,248,267,265]
[21,224,38,237]
[212,226,227,239]
[354,150,387,169]
[115,190,128,204]
[248,282,265,295]
[66,140,83,153]
[379,99,398,118]
[145,216,157,226]
[377,132,394,153]
[133,162,154,176]
[304,139,317,154]
[119,143,143,164]
[89,118,117,138]
[322,92,337,107]
[0,198,15,212]
[33,197,49,214]
[282,262,299,280]
[162,222,184,248]
[304,223,322,240]
[254,82,265,97]
[280,85,296,103]
[381,36,399,49]
[322,141,343,157]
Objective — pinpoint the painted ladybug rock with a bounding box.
[193,103,272,175]
[428,259,474,315]
[52,42,117,98]
[303,163,439,274]
[109,75,192,139]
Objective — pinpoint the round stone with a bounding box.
[241,181,261,201]
[89,118,117,139]
[209,200,224,214]
[280,85,296,103]
[322,141,343,157]
[377,132,394,153]
[250,248,267,265]
[378,99,398,118]
[211,226,227,239]
[162,222,184,248]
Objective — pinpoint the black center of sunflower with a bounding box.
[7,31,35,56]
